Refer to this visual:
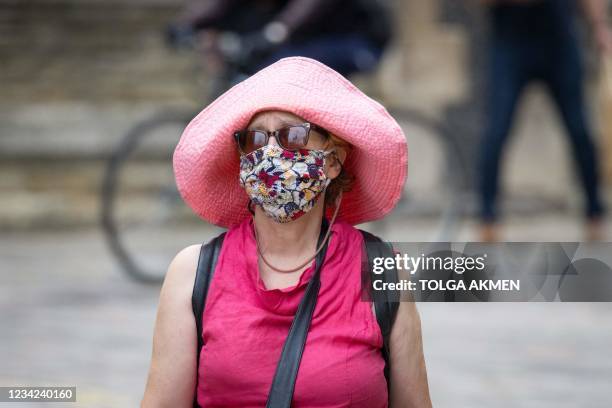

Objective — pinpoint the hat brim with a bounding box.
[173,57,407,228]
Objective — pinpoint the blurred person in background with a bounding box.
[477,0,612,241]
[166,0,393,78]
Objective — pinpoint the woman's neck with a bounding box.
[252,199,325,270]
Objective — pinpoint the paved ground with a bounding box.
[1,215,612,408]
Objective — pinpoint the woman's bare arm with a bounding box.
[141,245,202,408]
[389,301,432,408]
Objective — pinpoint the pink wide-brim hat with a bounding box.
[173,56,407,228]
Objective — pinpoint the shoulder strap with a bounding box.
[265,218,330,408]
[359,229,400,394]
[192,232,226,408]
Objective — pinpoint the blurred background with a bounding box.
[1,0,612,406]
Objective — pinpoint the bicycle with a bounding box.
[100,32,469,284]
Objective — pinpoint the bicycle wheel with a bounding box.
[388,108,470,241]
[101,109,217,284]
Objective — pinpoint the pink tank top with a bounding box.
[196,216,387,407]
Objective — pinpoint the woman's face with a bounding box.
[246,110,344,180]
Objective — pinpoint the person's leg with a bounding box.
[254,35,383,77]
[544,41,605,238]
[477,39,526,240]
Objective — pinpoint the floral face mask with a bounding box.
[239,144,333,223]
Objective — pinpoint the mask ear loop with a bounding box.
[333,150,344,174]
[328,189,343,225]
[327,149,344,174]
[323,148,344,222]
[247,199,256,216]
[325,150,344,214]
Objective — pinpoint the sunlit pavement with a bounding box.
[1,214,612,408]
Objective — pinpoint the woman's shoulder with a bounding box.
[331,221,392,258]
[331,219,376,243]
[329,219,368,255]
[336,221,390,243]
[164,244,202,292]
[172,243,202,262]
[331,218,360,234]
[167,221,245,281]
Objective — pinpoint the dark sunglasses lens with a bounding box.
[279,126,308,150]
[240,131,267,154]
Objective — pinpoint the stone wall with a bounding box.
[1,0,604,229]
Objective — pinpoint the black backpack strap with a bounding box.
[359,229,400,394]
[192,232,226,408]
[265,218,331,408]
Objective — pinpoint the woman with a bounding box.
[142,57,432,407]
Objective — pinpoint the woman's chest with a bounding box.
[197,292,387,408]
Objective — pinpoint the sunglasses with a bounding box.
[234,122,330,155]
